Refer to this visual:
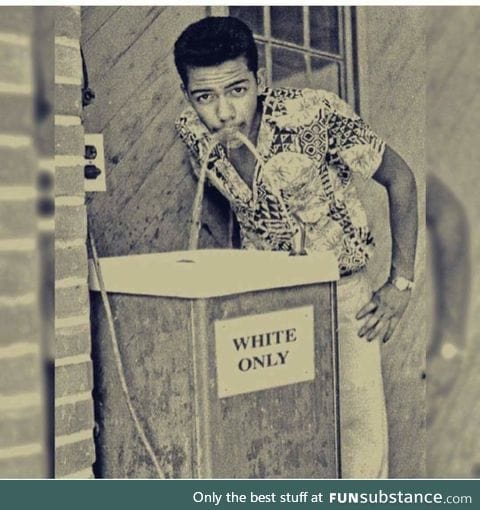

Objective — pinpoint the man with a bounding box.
[174,17,418,478]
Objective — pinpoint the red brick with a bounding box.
[55,438,94,478]
[0,353,41,396]
[55,323,91,359]
[35,116,54,160]
[55,205,87,241]
[55,83,82,116]
[0,199,36,239]
[0,305,38,346]
[55,124,84,155]
[0,146,36,186]
[55,165,85,196]
[0,41,32,87]
[55,7,81,40]
[0,7,32,35]
[0,406,43,449]
[55,284,89,319]
[0,452,45,478]
[0,251,37,295]
[33,6,54,159]
[55,44,81,82]
[55,399,94,437]
[0,94,32,134]
[55,361,93,398]
[55,243,88,280]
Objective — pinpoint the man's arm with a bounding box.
[356,144,418,342]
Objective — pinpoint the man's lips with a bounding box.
[222,127,239,136]
[214,126,244,141]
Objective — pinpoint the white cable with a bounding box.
[88,228,165,478]
[188,137,221,251]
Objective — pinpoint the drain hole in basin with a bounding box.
[177,259,195,263]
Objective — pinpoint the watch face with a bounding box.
[394,277,411,291]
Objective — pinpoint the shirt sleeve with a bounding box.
[324,92,385,180]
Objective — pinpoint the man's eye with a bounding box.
[196,94,213,104]
[230,87,247,97]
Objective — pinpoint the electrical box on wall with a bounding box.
[84,133,107,192]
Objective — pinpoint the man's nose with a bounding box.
[216,95,235,123]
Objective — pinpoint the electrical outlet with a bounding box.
[84,133,107,192]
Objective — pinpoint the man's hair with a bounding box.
[174,16,258,86]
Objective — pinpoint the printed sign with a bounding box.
[214,306,315,398]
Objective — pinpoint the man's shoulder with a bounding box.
[269,86,335,103]
[175,105,198,128]
[265,87,338,129]
[268,86,356,124]
[175,106,210,141]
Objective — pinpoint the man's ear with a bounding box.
[256,68,267,92]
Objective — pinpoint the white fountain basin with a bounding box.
[88,249,339,299]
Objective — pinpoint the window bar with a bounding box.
[343,6,357,107]
[353,7,370,119]
[263,6,272,87]
[303,6,312,87]
[263,6,273,86]
[338,7,348,100]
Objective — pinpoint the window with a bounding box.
[224,6,356,104]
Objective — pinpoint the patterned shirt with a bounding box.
[176,87,385,276]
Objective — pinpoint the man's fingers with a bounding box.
[381,321,393,343]
[383,317,400,343]
[358,304,387,337]
[356,298,377,320]
[358,311,382,337]
[366,317,390,342]
[366,318,390,342]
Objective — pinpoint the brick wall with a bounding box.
[54,6,95,478]
[0,7,46,478]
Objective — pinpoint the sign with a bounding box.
[214,306,315,398]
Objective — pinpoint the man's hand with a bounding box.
[356,282,411,342]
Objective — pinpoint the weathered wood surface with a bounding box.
[91,293,195,478]
[91,284,337,478]
[204,285,337,478]
[82,6,231,257]
[81,6,120,44]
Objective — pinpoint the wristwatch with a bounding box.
[390,276,415,291]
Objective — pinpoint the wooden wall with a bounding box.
[82,6,231,257]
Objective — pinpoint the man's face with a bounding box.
[184,56,263,149]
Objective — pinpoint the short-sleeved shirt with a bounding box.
[176,87,385,276]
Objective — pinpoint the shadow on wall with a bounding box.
[426,174,471,448]
[425,6,480,478]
